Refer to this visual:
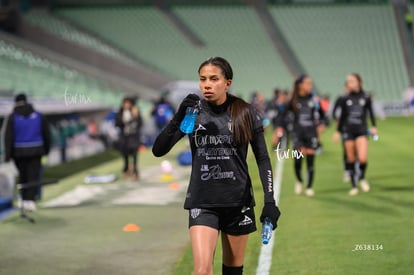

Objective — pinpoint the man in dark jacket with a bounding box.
[4,93,51,211]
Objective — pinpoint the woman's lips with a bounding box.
[203,92,214,97]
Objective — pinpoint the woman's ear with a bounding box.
[225,79,232,91]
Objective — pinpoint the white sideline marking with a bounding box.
[111,184,184,206]
[42,185,109,207]
[256,138,286,275]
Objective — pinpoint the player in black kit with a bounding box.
[152,57,280,275]
[266,89,289,148]
[333,73,377,196]
[279,75,325,197]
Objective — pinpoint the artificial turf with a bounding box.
[0,117,412,275]
[0,142,190,275]
[173,116,414,275]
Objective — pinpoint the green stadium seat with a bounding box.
[56,5,293,98]
[24,10,135,65]
[0,39,122,106]
[269,4,409,101]
[56,4,408,102]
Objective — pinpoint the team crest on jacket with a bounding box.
[228,120,233,132]
[346,99,353,106]
[359,98,366,106]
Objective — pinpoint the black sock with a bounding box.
[342,148,347,171]
[123,154,129,172]
[222,265,243,275]
[306,154,315,188]
[294,157,303,183]
[346,162,357,188]
[132,153,138,174]
[359,162,367,180]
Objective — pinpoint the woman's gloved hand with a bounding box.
[173,93,200,123]
[260,202,281,230]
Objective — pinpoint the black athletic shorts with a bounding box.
[292,132,318,150]
[342,131,367,141]
[188,206,257,235]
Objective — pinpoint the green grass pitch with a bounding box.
[0,117,413,275]
[173,116,414,275]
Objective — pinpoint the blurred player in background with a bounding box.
[151,94,175,133]
[115,97,143,181]
[333,73,377,196]
[266,89,289,148]
[280,75,326,197]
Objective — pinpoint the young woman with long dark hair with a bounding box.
[333,73,377,195]
[280,75,326,197]
[152,57,280,275]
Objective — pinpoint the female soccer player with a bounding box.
[333,73,377,196]
[280,75,325,197]
[267,89,289,149]
[152,57,280,275]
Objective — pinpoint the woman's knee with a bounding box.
[346,155,356,163]
[358,157,367,163]
[194,265,212,275]
[356,137,368,162]
[344,143,356,162]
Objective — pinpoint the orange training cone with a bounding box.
[169,182,180,190]
[123,224,141,232]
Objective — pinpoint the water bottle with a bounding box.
[261,217,273,245]
[312,93,320,110]
[180,102,200,134]
[367,129,379,141]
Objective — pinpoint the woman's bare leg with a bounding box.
[356,136,370,191]
[344,140,358,192]
[221,233,249,266]
[355,136,368,164]
[190,225,219,275]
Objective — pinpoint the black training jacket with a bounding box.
[152,95,275,209]
[337,91,376,134]
[280,94,325,137]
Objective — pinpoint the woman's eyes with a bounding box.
[199,77,219,81]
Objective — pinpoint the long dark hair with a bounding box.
[198,57,252,145]
[291,74,308,112]
[350,73,364,92]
